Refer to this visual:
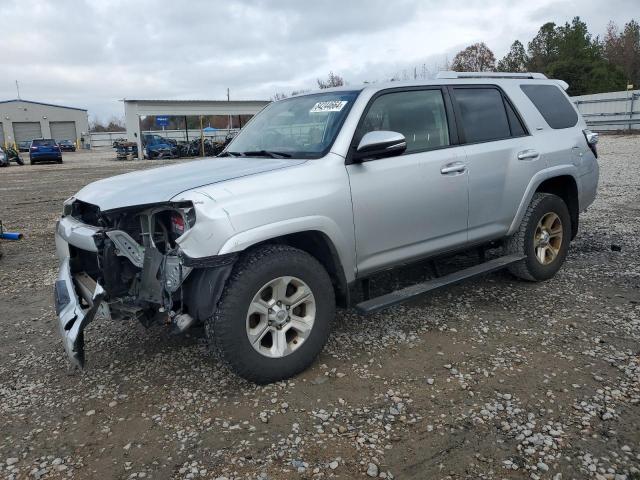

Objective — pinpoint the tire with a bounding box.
[208,244,335,384]
[505,192,571,281]
[29,159,35,165]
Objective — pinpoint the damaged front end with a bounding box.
[54,198,204,368]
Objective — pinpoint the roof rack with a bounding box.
[436,71,548,80]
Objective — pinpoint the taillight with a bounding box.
[30,146,38,151]
[583,129,598,158]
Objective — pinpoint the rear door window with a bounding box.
[356,89,450,154]
[452,88,511,143]
[520,84,578,129]
[505,101,527,137]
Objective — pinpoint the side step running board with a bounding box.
[355,254,525,315]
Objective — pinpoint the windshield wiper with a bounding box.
[241,150,292,158]
[217,151,243,157]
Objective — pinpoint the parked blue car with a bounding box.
[142,134,178,159]
[30,139,62,165]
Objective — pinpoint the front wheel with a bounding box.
[208,244,335,384]
[504,192,571,281]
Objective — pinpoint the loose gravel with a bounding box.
[0,137,638,479]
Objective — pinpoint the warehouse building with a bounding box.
[0,99,89,148]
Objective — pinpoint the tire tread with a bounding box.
[505,192,570,281]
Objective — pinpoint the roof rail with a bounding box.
[436,71,548,80]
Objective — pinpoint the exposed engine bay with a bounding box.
[66,199,196,325]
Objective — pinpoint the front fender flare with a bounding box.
[217,215,356,283]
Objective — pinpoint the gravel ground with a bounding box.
[0,138,639,480]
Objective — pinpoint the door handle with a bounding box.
[517,149,539,160]
[440,162,467,174]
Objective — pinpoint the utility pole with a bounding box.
[628,82,635,131]
[227,88,231,131]
[15,80,20,99]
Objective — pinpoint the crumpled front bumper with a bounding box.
[54,217,110,368]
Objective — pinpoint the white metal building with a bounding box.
[124,99,270,154]
[0,99,90,148]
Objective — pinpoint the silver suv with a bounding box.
[54,71,599,383]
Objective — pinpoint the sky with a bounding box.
[1,0,637,122]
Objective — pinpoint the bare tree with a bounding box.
[604,19,640,88]
[451,42,496,72]
[271,89,310,101]
[317,71,345,89]
[90,116,125,132]
[603,21,623,62]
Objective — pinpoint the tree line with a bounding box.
[89,116,125,133]
[451,17,639,96]
[277,17,638,99]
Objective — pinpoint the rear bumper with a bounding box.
[579,162,599,212]
[54,218,110,367]
[31,153,62,161]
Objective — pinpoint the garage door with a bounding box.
[50,121,77,143]
[0,123,4,146]
[13,122,43,143]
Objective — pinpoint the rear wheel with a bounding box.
[208,244,335,384]
[505,192,571,281]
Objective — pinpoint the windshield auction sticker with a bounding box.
[310,100,348,113]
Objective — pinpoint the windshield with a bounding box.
[226,90,359,159]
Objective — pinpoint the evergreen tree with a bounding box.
[497,40,529,72]
[526,17,625,95]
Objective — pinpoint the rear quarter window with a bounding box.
[520,84,578,129]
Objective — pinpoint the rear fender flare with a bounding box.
[507,165,579,237]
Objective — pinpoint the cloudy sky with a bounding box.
[1,0,637,121]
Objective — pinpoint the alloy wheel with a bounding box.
[534,212,563,265]
[246,276,316,358]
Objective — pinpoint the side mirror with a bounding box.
[354,131,406,162]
